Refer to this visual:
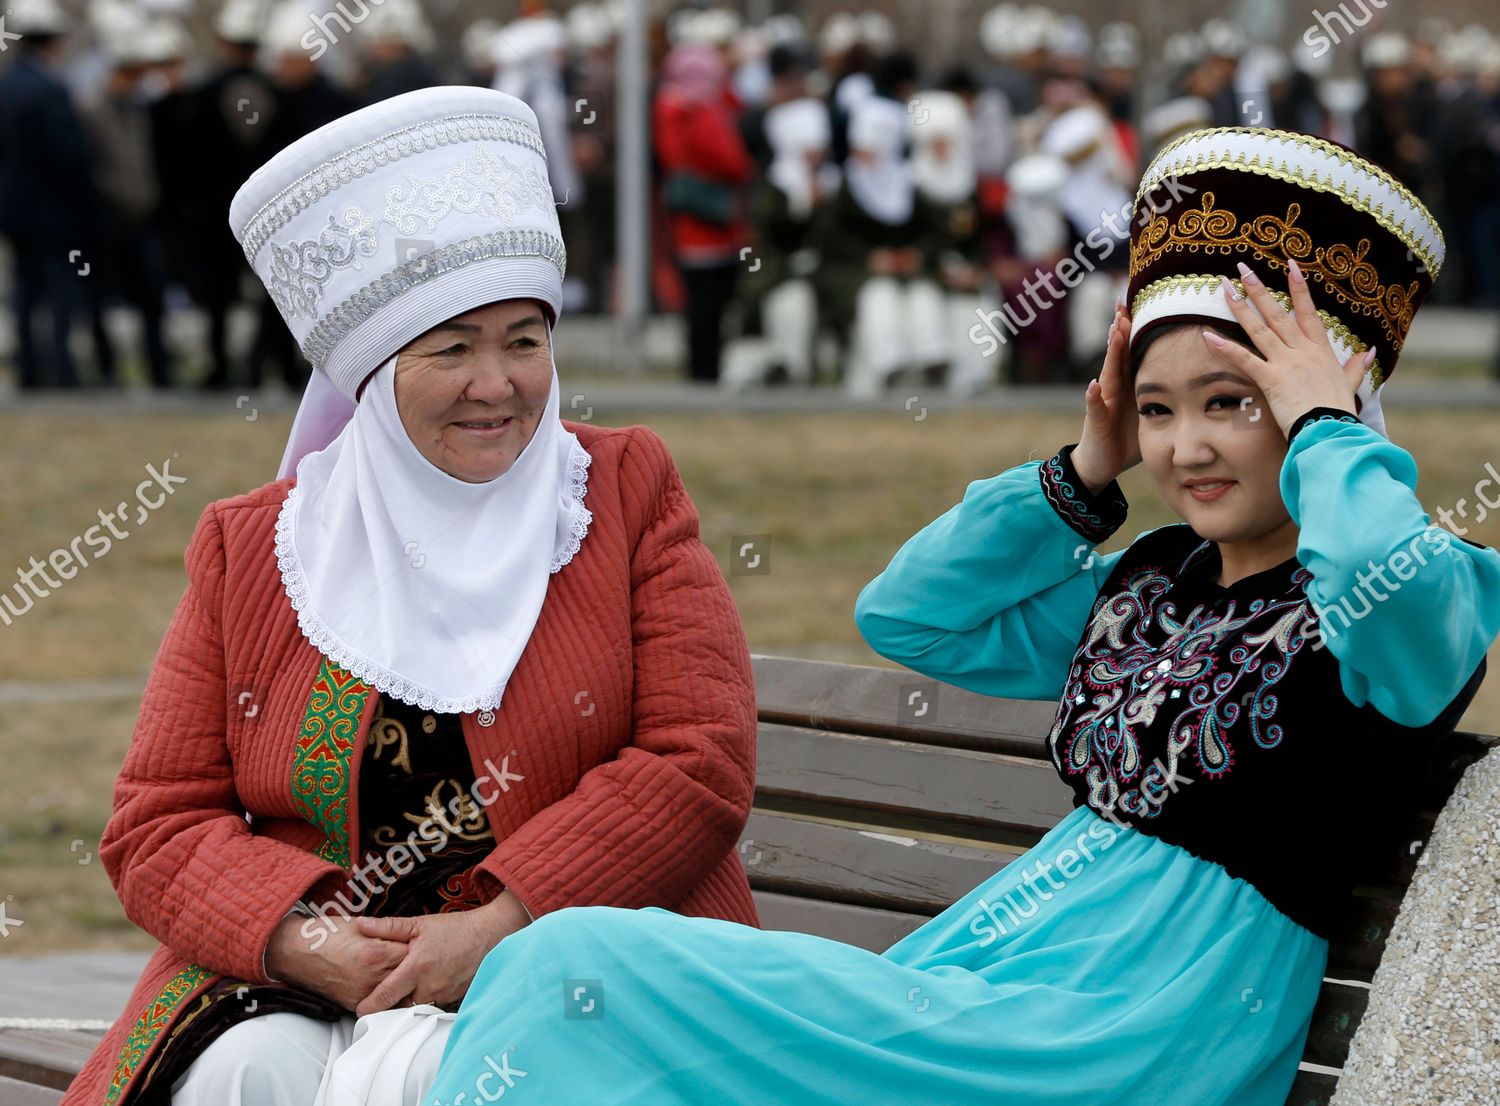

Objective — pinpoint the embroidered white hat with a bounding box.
[228,85,566,402]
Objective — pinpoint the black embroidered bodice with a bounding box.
[1038,440,1485,937]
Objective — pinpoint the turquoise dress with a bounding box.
[426,416,1500,1106]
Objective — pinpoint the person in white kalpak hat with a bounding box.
[425,127,1500,1106]
[60,87,759,1106]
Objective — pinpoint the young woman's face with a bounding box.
[1133,326,1291,542]
[392,298,553,484]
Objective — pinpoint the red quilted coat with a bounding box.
[61,421,760,1106]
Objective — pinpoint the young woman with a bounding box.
[419,128,1500,1106]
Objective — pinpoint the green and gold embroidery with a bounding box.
[291,656,374,869]
[105,963,213,1106]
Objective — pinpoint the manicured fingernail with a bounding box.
[1203,329,1226,346]
[1236,261,1260,286]
[1364,347,1377,367]
[1289,258,1304,282]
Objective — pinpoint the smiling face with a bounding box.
[1132,324,1293,545]
[390,298,553,483]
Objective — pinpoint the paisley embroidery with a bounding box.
[1048,541,1314,820]
[265,207,380,320]
[105,963,214,1106]
[382,145,557,236]
[291,656,375,868]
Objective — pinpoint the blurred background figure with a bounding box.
[1039,102,1131,379]
[0,0,1497,393]
[721,94,834,391]
[909,89,998,397]
[0,0,98,389]
[822,86,946,399]
[356,0,438,104]
[78,3,186,390]
[493,14,585,309]
[653,40,753,384]
[158,0,278,391]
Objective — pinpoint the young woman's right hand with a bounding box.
[1071,303,1141,495]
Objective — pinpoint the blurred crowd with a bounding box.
[1,0,1498,395]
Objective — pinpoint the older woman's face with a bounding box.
[392,298,553,483]
[1134,327,1290,542]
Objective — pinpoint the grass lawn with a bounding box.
[1,400,1498,952]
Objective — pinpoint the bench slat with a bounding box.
[1326,896,1400,982]
[742,811,1398,981]
[752,654,1059,757]
[1302,982,1369,1070]
[1284,1065,1339,1106]
[752,891,928,952]
[0,1029,100,1091]
[741,811,1011,915]
[756,722,1075,837]
[0,1072,64,1106]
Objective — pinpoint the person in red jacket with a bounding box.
[652,42,755,383]
[60,87,758,1106]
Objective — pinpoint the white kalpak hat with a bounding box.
[229,86,566,405]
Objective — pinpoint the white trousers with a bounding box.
[721,279,819,391]
[944,290,1003,398]
[170,1005,455,1106]
[846,277,949,398]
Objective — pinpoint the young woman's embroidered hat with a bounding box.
[1126,126,1444,414]
[229,86,565,401]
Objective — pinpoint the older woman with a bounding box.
[60,87,758,1106]
[423,128,1500,1105]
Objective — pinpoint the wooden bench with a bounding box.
[3,653,1493,1104]
[741,654,1497,1105]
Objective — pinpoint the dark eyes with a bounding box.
[434,337,540,356]
[1138,396,1246,417]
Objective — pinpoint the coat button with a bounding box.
[422,714,437,733]
[477,709,496,728]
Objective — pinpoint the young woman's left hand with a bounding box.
[1200,257,1376,439]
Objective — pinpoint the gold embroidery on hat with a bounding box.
[1131,273,1385,389]
[1131,193,1418,354]
[1135,126,1444,276]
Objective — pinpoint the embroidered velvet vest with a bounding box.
[1045,522,1484,937]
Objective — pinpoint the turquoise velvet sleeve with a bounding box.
[855,451,1155,702]
[1280,415,1500,728]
